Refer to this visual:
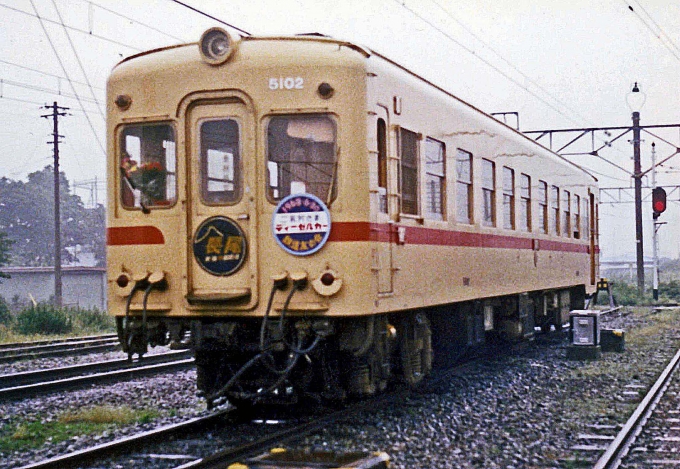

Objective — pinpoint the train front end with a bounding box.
[107,29,377,407]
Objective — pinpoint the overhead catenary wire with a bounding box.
[1,77,102,106]
[51,0,105,118]
[0,2,143,52]
[83,0,185,42]
[428,0,597,128]
[29,0,105,156]
[624,0,680,63]
[168,0,251,36]
[393,0,632,169]
[0,59,105,92]
[392,0,586,129]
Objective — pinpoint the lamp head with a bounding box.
[626,81,646,113]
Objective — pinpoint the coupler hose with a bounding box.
[207,278,323,406]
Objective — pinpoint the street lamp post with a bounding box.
[632,110,644,294]
[628,82,646,296]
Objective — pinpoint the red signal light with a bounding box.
[652,187,667,218]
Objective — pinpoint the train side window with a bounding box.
[266,114,337,204]
[538,180,548,234]
[377,118,387,213]
[573,194,581,239]
[481,159,496,227]
[520,173,531,232]
[425,137,445,220]
[502,166,515,230]
[120,123,176,209]
[455,149,473,224]
[199,119,241,205]
[550,185,560,236]
[399,128,419,216]
[562,190,571,237]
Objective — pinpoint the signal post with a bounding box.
[651,143,667,300]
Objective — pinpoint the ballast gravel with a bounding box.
[1,306,679,469]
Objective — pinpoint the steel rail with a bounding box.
[0,342,120,364]
[593,346,680,469]
[0,333,117,351]
[0,357,195,401]
[0,337,119,358]
[14,409,232,469]
[0,349,192,388]
[175,388,410,469]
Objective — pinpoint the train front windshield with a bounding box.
[266,114,337,204]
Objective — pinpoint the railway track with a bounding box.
[0,350,194,401]
[10,335,498,469]
[590,346,680,468]
[0,333,117,351]
[14,409,233,469]
[567,342,680,468]
[14,388,400,469]
[0,335,120,364]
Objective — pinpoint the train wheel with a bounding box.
[398,313,432,386]
[345,316,391,397]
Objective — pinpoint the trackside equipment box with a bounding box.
[600,328,625,352]
[567,310,601,360]
[227,449,390,469]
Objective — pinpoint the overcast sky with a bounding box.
[2,0,680,261]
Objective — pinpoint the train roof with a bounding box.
[112,32,596,183]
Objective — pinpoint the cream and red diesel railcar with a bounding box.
[106,28,599,407]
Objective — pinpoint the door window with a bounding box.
[199,118,241,205]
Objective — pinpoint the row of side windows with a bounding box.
[377,120,590,239]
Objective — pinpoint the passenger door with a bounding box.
[185,98,258,309]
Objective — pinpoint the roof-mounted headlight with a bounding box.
[199,27,238,65]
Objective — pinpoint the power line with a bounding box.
[624,0,680,62]
[0,59,105,91]
[391,0,601,129]
[428,0,596,128]
[1,2,142,52]
[1,77,102,105]
[0,95,48,107]
[83,0,185,42]
[52,0,104,118]
[168,0,251,36]
[30,0,105,155]
[392,0,633,175]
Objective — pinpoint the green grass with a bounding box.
[0,406,159,453]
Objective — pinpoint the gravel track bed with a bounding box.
[1,307,679,469]
[292,307,680,468]
[0,366,205,469]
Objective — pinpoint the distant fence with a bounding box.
[0,266,106,311]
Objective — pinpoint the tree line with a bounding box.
[0,166,105,278]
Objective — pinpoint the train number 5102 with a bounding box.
[269,77,304,90]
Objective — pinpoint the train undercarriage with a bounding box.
[117,285,585,409]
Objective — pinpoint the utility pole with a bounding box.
[41,102,69,308]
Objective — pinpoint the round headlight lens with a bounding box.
[199,27,237,65]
